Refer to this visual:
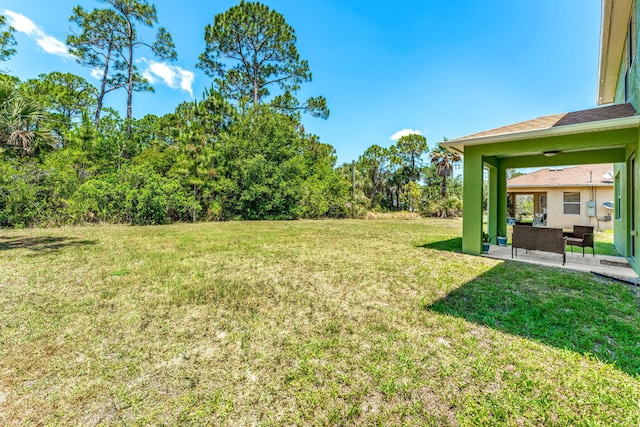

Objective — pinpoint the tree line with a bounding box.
[345,135,462,217]
[0,1,462,227]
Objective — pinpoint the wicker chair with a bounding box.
[564,225,595,256]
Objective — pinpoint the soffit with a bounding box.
[598,0,633,105]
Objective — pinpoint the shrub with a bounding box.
[67,165,198,225]
[420,196,463,218]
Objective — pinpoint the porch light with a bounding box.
[543,150,559,157]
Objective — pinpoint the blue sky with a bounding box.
[3,0,601,164]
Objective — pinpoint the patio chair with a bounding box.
[564,225,595,256]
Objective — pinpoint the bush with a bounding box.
[420,196,463,218]
[297,173,350,219]
[67,165,199,225]
[0,160,71,227]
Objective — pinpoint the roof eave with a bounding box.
[440,115,640,154]
[597,0,633,105]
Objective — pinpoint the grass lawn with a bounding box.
[593,229,619,256]
[1,219,639,425]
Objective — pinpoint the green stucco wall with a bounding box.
[612,140,640,264]
[611,4,640,271]
[613,163,626,256]
[615,2,640,109]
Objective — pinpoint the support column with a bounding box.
[497,162,508,239]
[462,148,484,254]
[487,163,498,243]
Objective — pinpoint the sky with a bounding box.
[2,0,602,165]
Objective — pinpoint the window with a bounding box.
[625,68,630,102]
[563,192,581,215]
[624,2,636,102]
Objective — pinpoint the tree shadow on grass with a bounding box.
[0,236,97,252]
[426,261,640,376]
[419,237,462,252]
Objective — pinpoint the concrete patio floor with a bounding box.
[482,244,639,284]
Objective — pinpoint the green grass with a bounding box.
[593,229,619,256]
[1,219,639,425]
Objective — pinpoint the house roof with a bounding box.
[441,103,638,153]
[458,104,636,140]
[507,164,614,188]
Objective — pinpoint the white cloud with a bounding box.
[141,58,195,97]
[142,69,157,84]
[390,129,423,141]
[4,10,38,35]
[90,68,103,80]
[177,69,195,96]
[37,35,70,57]
[4,9,74,59]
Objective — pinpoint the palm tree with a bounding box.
[430,143,462,199]
[0,83,54,155]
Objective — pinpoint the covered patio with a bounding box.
[482,244,639,283]
[441,103,640,275]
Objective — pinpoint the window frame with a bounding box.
[563,191,581,216]
[624,1,636,102]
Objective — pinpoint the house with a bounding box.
[441,0,640,275]
[507,164,614,231]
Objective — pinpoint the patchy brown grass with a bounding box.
[0,219,638,425]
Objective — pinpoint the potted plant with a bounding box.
[497,235,507,246]
[482,232,491,253]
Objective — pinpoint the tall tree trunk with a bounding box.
[125,17,134,137]
[370,172,377,209]
[94,53,112,128]
[411,156,416,180]
[193,184,198,223]
[253,54,259,104]
[441,175,447,199]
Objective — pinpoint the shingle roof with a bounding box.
[453,104,636,141]
[507,164,614,188]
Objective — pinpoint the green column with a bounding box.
[497,162,508,239]
[487,163,498,243]
[462,148,484,254]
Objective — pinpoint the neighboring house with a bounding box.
[441,0,640,275]
[507,164,614,231]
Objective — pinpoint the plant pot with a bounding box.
[482,242,490,253]
[497,236,507,246]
